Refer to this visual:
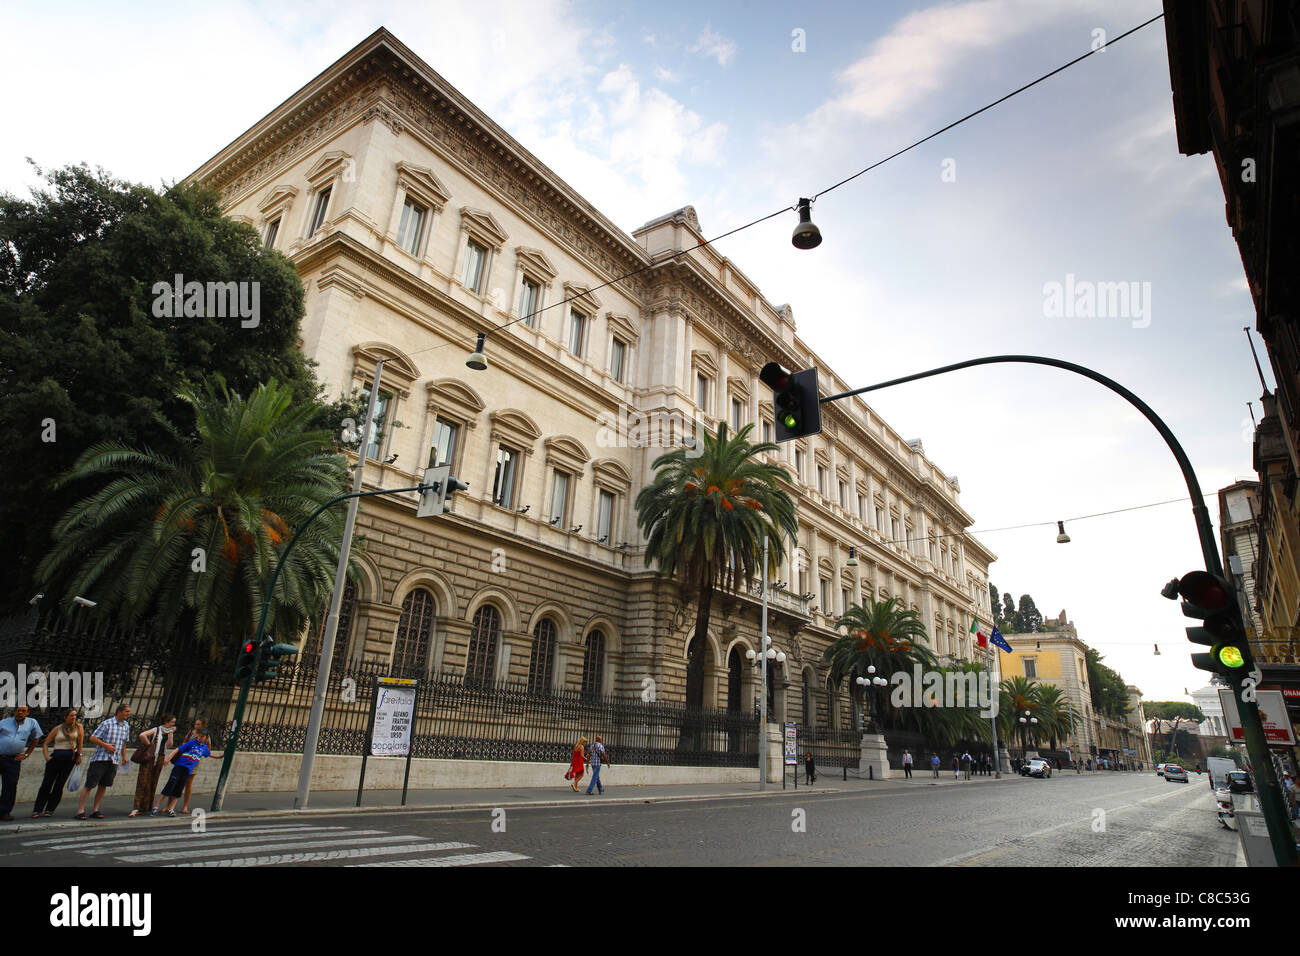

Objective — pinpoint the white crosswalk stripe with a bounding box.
[13,821,539,867]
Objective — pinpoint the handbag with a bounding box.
[65,765,82,793]
[129,729,156,765]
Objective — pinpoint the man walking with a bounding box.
[930,753,940,778]
[585,735,608,795]
[901,749,913,779]
[0,706,42,821]
[962,750,973,780]
[76,704,131,820]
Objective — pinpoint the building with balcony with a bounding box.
[186,28,995,730]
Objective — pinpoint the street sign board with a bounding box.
[1218,688,1297,746]
[370,677,418,756]
[416,464,451,518]
[784,722,798,766]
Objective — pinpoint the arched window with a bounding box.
[304,582,356,665]
[466,605,501,687]
[727,648,743,713]
[582,630,605,697]
[393,588,435,678]
[528,618,557,694]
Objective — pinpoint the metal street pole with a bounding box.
[820,353,1297,866]
[295,360,384,810]
[986,638,1001,778]
[759,533,768,792]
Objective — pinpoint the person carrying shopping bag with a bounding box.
[129,714,176,817]
[32,709,82,817]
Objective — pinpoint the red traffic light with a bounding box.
[1177,571,1232,611]
[243,641,256,654]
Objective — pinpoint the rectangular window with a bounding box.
[820,579,830,612]
[362,390,392,461]
[841,587,850,614]
[817,466,826,495]
[549,470,570,526]
[463,239,487,293]
[839,480,848,509]
[762,421,772,444]
[309,186,332,236]
[696,373,709,411]
[795,450,804,481]
[875,506,884,531]
[264,218,280,249]
[597,489,615,542]
[731,398,743,431]
[397,197,427,256]
[493,446,518,507]
[1024,658,1038,679]
[610,337,627,382]
[430,420,459,468]
[858,494,866,521]
[891,517,900,541]
[569,309,587,356]
[519,277,540,327]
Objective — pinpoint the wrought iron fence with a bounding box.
[794,725,860,769]
[0,612,759,768]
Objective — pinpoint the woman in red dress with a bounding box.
[567,737,588,791]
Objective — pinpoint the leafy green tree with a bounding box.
[1015,594,1044,633]
[1084,646,1133,717]
[1144,702,1207,762]
[1002,593,1018,630]
[37,377,352,658]
[635,423,798,708]
[0,163,321,608]
[989,583,1005,631]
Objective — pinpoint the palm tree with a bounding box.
[999,675,1041,751]
[635,422,798,708]
[824,597,937,730]
[1034,684,1078,749]
[38,377,352,659]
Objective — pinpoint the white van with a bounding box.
[1206,756,1238,790]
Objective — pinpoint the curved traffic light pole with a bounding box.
[822,354,1297,866]
[210,482,431,813]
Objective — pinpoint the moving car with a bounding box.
[1164,764,1189,783]
[1155,763,1169,777]
[1022,758,1052,778]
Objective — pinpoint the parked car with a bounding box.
[1155,763,1168,777]
[1164,765,1189,783]
[1221,770,1253,793]
[1022,758,1052,778]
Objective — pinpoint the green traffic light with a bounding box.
[781,411,797,428]
[1218,645,1246,669]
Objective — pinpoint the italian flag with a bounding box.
[971,618,987,648]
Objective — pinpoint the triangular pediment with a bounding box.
[459,207,509,249]
[306,150,354,185]
[257,184,299,213]
[396,162,449,208]
[515,246,558,282]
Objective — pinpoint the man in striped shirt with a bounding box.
[76,704,131,820]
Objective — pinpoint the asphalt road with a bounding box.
[0,770,1241,867]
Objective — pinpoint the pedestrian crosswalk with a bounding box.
[17,823,535,867]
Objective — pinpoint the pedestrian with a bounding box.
[962,750,973,780]
[129,713,176,817]
[76,703,132,820]
[1086,757,1092,772]
[901,749,913,779]
[930,753,940,778]
[32,709,82,817]
[178,718,208,814]
[951,754,959,779]
[585,735,608,795]
[155,729,210,817]
[0,705,43,821]
[805,751,817,784]
[566,736,587,792]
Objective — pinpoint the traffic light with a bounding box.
[255,639,298,683]
[759,363,822,441]
[234,640,257,682]
[417,464,470,517]
[1168,571,1253,678]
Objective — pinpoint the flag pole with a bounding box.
[986,625,1001,778]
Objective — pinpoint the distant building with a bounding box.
[1218,480,1263,639]
[1191,683,1230,739]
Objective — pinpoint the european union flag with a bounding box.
[990,626,1013,653]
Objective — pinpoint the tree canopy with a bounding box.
[0,163,323,608]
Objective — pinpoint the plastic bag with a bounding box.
[66,766,81,793]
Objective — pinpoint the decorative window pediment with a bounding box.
[306,150,353,186]
[543,436,592,475]
[396,162,449,211]
[352,342,419,398]
[563,281,602,315]
[425,378,485,425]
[606,312,639,342]
[817,557,834,576]
[515,246,558,282]
[258,184,298,215]
[727,375,751,400]
[459,207,509,250]
[592,458,633,493]
[489,409,541,451]
[691,349,718,379]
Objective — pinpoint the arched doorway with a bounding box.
[727,647,743,712]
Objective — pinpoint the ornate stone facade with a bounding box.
[187,28,996,727]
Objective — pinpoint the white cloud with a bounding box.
[654,66,680,83]
[689,24,737,67]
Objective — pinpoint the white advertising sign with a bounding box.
[1218,688,1297,746]
[371,679,418,756]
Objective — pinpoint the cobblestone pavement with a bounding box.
[0,771,1244,866]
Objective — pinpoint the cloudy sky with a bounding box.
[1,0,1264,706]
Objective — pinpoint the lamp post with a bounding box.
[854,666,888,733]
[817,353,1298,866]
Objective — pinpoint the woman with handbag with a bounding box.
[566,737,588,792]
[128,714,176,817]
[31,709,82,817]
